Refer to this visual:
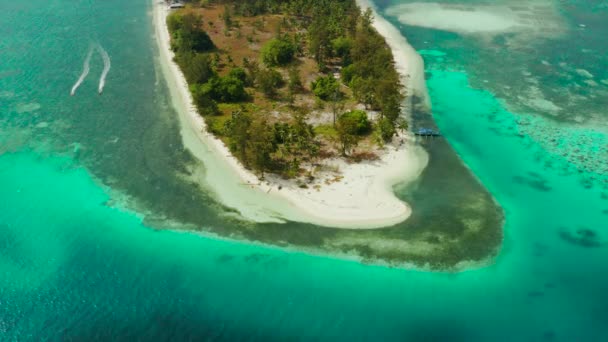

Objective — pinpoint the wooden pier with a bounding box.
[414,128,441,137]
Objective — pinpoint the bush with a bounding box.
[261,38,296,66]
[288,66,302,93]
[168,13,215,53]
[192,74,248,106]
[218,76,248,102]
[190,84,219,116]
[206,115,229,136]
[257,68,284,97]
[332,37,352,65]
[311,75,339,101]
[228,67,250,86]
[339,110,371,135]
[206,76,248,103]
[378,117,396,142]
[177,52,216,84]
[340,64,356,85]
[166,12,184,33]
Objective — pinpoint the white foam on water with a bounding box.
[96,44,111,94]
[70,45,94,96]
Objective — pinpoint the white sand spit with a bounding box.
[388,3,520,33]
[385,1,567,39]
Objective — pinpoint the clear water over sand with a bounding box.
[1,0,607,340]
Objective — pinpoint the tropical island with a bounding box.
[155,0,428,228]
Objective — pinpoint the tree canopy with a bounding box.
[311,75,340,101]
[167,12,215,53]
[261,38,296,67]
[256,68,284,97]
[339,110,371,135]
[170,0,408,175]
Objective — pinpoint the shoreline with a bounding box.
[355,0,431,112]
[152,1,428,229]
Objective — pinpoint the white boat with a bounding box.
[168,2,184,9]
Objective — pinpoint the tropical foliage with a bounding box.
[169,0,407,176]
[261,38,296,67]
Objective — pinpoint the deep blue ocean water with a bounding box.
[1,0,607,340]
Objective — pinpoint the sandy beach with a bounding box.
[153,1,428,229]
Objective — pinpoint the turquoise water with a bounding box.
[1,0,607,340]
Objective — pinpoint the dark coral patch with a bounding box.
[559,227,605,248]
[528,290,544,297]
[513,173,552,192]
[216,254,235,263]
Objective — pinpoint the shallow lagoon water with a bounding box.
[1,0,608,340]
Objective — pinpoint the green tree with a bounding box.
[396,117,408,133]
[224,110,252,165]
[261,38,296,66]
[248,119,276,177]
[190,84,219,116]
[177,52,215,84]
[350,76,375,108]
[290,111,319,164]
[308,18,331,69]
[332,37,353,65]
[336,114,360,156]
[166,12,184,33]
[311,75,339,101]
[271,122,292,158]
[228,67,250,86]
[287,66,303,93]
[242,57,259,84]
[219,76,248,102]
[223,5,233,29]
[340,64,356,84]
[375,77,403,121]
[167,12,215,53]
[210,76,247,102]
[257,68,284,97]
[340,110,371,135]
[378,117,396,142]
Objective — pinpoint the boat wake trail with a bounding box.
[70,46,94,96]
[96,44,111,94]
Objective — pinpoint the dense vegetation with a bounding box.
[261,38,296,66]
[167,0,405,178]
